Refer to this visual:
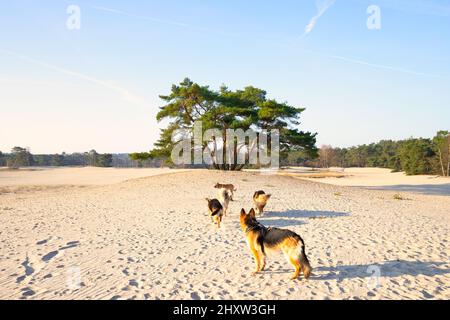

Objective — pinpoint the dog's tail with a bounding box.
[253,191,262,199]
[298,238,312,279]
[219,188,230,201]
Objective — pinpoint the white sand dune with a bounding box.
[0,167,190,186]
[288,168,450,196]
[0,169,449,300]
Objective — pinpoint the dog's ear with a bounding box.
[266,194,272,199]
[249,208,256,219]
[240,208,246,216]
[205,198,210,203]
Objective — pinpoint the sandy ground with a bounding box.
[0,167,189,186]
[284,168,450,196]
[0,168,449,300]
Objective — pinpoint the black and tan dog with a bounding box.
[253,190,271,215]
[205,198,224,229]
[240,208,311,280]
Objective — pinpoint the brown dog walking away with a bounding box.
[217,188,231,216]
[205,198,223,229]
[214,183,236,201]
[253,190,271,215]
[239,208,311,280]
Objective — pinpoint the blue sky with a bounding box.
[1,0,449,153]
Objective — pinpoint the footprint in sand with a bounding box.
[16,255,38,284]
[41,241,81,262]
[42,251,59,262]
[129,279,139,287]
[21,287,36,297]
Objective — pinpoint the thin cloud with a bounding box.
[89,5,189,27]
[86,4,240,37]
[327,54,442,77]
[0,49,147,107]
[318,51,443,78]
[303,0,336,37]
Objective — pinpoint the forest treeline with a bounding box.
[308,130,449,176]
[2,131,449,175]
[0,147,165,168]
[0,147,114,168]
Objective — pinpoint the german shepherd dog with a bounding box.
[214,183,236,201]
[253,190,271,215]
[205,198,224,229]
[217,188,231,216]
[240,208,311,280]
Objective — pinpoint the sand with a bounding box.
[283,167,450,196]
[0,168,449,300]
[0,167,190,186]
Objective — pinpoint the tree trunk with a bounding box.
[437,149,445,177]
[447,141,450,177]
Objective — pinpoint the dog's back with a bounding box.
[215,183,236,191]
[217,188,231,215]
[205,198,223,228]
[253,190,271,202]
[253,190,271,215]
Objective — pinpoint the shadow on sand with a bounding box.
[361,183,450,196]
[257,210,349,228]
[266,260,450,281]
[312,260,450,281]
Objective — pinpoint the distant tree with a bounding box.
[7,147,33,168]
[64,152,89,166]
[129,152,152,168]
[333,148,348,168]
[88,150,98,167]
[345,146,368,167]
[284,150,316,166]
[432,130,450,177]
[399,139,436,175]
[0,151,6,167]
[318,145,336,168]
[96,154,113,167]
[112,154,135,167]
[51,154,64,166]
[34,154,51,166]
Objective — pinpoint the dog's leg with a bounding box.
[288,257,301,280]
[259,254,266,271]
[250,248,261,274]
[284,250,300,280]
[258,205,264,216]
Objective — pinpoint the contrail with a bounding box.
[89,5,189,27]
[82,3,240,37]
[303,0,336,37]
[0,48,147,107]
[325,53,443,78]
